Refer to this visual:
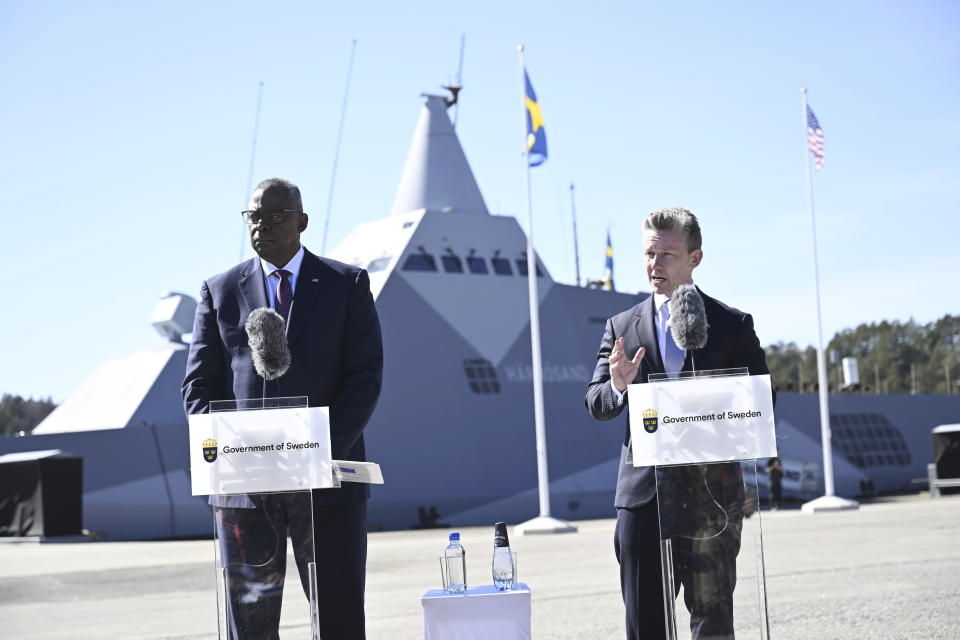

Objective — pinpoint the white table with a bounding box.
[421,584,531,640]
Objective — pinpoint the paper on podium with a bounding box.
[628,373,777,467]
[188,406,335,495]
[333,460,384,484]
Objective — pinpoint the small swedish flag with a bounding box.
[524,70,548,167]
[603,230,615,291]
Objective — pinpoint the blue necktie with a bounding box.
[660,303,685,376]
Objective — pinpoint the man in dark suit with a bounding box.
[182,177,383,639]
[585,207,771,640]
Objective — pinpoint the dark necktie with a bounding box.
[273,269,292,321]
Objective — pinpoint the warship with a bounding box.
[2,92,957,539]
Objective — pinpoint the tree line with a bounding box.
[765,315,959,394]
[0,394,57,436]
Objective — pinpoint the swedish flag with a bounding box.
[524,70,548,166]
[603,230,614,291]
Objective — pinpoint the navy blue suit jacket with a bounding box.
[585,288,772,509]
[182,248,383,504]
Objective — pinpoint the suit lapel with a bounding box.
[631,295,663,376]
[238,257,268,315]
[286,249,326,346]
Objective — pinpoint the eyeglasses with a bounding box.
[241,209,302,225]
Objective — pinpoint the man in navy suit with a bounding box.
[182,177,383,639]
[585,208,771,640]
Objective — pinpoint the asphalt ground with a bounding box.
[0,494,957,639]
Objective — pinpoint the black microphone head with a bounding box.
[244,307,291,380]
[669,284,708,351]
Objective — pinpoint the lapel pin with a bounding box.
[312,278,319,283]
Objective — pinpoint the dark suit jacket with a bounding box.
[182,248,383,504]
[585,288,771,509]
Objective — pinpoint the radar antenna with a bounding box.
[321,38,358,256]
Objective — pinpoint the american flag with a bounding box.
[807,105,825,171]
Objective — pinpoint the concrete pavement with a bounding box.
[0,494,957,639]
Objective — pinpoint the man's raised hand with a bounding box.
[609,337,644,392]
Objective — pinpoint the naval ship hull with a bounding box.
[2,390,958,539]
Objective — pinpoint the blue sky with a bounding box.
[2,1,958,401]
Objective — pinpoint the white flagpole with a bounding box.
[800,87,857,513]
[514,46,575,535]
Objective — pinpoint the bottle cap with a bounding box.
[449,532,460,541]
[494,522,509,547]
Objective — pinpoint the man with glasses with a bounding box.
[182,177,383,639]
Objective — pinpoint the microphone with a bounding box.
[669,284,708,351]
[244,307,291,380]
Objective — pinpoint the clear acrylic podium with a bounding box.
[632,369,776,640]
[195,396,383,639]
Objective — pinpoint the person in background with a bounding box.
[766,457,784,510]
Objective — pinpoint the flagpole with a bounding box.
[800,87,857,514]
[514,46,575,535]
[570,183,581,286]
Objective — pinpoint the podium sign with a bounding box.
[629,372,777,640]
[628,373,776,467]
[188,406,335,496]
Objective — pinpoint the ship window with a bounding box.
[515,259,544,277]
[402,254,437,272]
[441,256,464,273]
[467,257,488,274]
[463,358,501,394]
[491,257,513,275]
[367,257,391,273]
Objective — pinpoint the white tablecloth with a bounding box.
[421,584,531,640]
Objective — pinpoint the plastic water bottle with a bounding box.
[444,532,467,593]
[491,522,515,590]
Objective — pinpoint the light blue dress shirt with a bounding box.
[259,245,305,309]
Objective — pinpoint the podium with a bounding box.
[188,397,383,639]
[629,369,777,640]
